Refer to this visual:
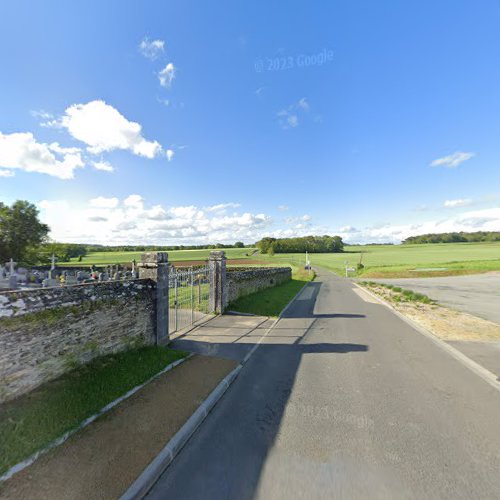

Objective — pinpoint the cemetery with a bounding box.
[0,254,141,292]
[0,251,291,403]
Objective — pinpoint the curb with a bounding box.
[121,276,311,499]
[0,354,192,483]
[120,364,242,500]
[353,282,500,391]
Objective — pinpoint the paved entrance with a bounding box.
[149,268,500,499]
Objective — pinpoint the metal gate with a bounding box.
[169,265,212,334]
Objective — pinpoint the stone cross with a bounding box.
[50,254,56,271]
[9,258,16,274]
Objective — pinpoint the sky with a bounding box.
[1,0,500,245]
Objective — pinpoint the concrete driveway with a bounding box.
[365,273,500,324]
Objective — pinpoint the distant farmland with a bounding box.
[260,241,500,278]
[61,247,257,266]
[61,242,500,278]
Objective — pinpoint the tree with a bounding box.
[234,241,244,248]
[0,200,49,263]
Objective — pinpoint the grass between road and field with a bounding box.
[259,241,500,278]
[0,346,188,478]
[360,281,435,305]
[228,267,315,317]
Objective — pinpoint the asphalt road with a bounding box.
[147,268,500,499]
[366,273,500,324]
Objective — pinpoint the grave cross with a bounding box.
[8,258,16,275]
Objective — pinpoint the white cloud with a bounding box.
[0,169,15,177]
[0,132,84,179]
[166,149,174,162]
[48,142,81,155]
[138,37,165,60]
[123,194,144,209]
[91,160,114,172]
[339,207,500,244]
[89,196,119,208]
[431,151,475,168]
[444,198,472,208]
[277,205,289,211]
[36,195,274,245]
[205,203,241,213]
[159,63,176,88]
[59,100,162,158]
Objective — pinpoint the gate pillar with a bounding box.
[209,251,227,314]
[138,252,170,344]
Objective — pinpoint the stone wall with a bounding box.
[0,280,155,403]
[226,267,291,306]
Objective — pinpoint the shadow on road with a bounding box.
[150,274,370,500]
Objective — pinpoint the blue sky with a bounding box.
[1,0,500,244]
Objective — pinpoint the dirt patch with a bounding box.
[0,355,237,500]
[363,285,500,342]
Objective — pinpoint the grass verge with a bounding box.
[0,346,187,477]
[360,281,435,304]
[228,267,315,317]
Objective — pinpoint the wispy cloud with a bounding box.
[285,214,312,224]
[138,37,165,60]
[159,63,176,88]
[431,151,474,168]
[444,198,473,208]
[277,97,310,129]
[91,160,114,172]
[205,202,241,213]
[277,205,289,211]
[339,225,358,233]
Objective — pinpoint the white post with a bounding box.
[190,267,194,324]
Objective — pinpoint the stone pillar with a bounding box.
[138,252,170,345]
[209,251,227,314]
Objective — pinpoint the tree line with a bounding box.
[403,231,500,244]
[256,235,344,254]
[83,241,247,253]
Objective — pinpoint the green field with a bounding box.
[60,242,500,278]
[260,242,500,278]
[61,247,256,266]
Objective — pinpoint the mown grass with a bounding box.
[260,241,500,278]
[228,267,315,317]
[0,346,187,477]
[61,247,256,266]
